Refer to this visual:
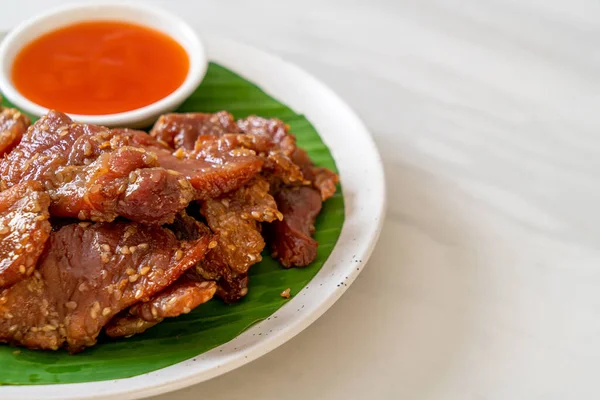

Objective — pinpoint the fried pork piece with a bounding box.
[237,116,296,156]
[105,275,216,338]
[51,146,194,224]
[150,111,240,149]
[0,107,30,157]
[201,175,280,274]
[196,251,250,304]
[290,147,338,201]
[170,145,263,200]
[151,112,303,184]
[236,116,305,184]
[266,186,323,268]
[113,127,263,200]
[196,133,304,186]
[0,221,211,352]
[169,212,250,303]
[246,125,336,268]
[237,116,338,198]
[0,182,51,288]
[235,116,306,184]
[197,176,281,302]
[168,176,279,303]
[0,111,194,224]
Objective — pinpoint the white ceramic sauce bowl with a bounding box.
[0,2,207,128]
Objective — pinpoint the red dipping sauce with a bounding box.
[11,21,190,115]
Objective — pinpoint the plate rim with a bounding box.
[0,34,386,400]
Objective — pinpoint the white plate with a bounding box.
[0,35,386,400]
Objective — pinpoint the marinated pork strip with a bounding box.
[163,147,263,200]
[0,107,30,157]
[105,275,216,338]
[167,176,281,303]
[150,111,240,149]
[264,142,338,268]
[237,116,296,157]
[195,252,250,304]
[238,116,338,199]
[198,133,304,186]
[266,186,322,268]
[200,175,281,275]
[150,112,304,185]
[0,111,194,224]
[194,176,281,302]
[251,130,337,267]
[150,113,266,199]
[290,147,338,201]
[0,182,51,288]
[0,221,211,352]
[50,146,194,224]
[168,212,249,304]
[108,127,263,201]
[236,116,308,185]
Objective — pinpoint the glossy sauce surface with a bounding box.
[12,21,190,115]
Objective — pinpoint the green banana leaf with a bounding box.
[0,63,344,385]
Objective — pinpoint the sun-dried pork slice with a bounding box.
[168,212,250,304]
[0,111,194,224]
[151,112,303,185]
[150,111,240,149]
[290,148,338,201]
[0,221,211,352]
[266,186,322,268]
[0,182,51,288]
[0,107,30,157]
[105,276,216,338]
[195,252,250,304]
[237,116,296,156]
[201,175,280,275]
[195,132,303,186]
[109,127,263,200]
[237,116,304,185]
[50,146,193,224]
[237,116,338,198]
[161,151,263,200]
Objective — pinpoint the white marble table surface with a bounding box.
[3,0,600,398]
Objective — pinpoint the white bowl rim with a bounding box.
[0,2,207,127]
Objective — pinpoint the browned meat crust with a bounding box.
[195,250,250,304]
[237,116,295,156]
[261,135,337,268]
[150,111,240,149]
[50,146,194,224]
[105,276,216,338]
[151,112,303,185]
[0,111,194,224]
[236,116,302,184]
[0,107,30,157]
[194,175,279,302]
[290,148,338,201]
[108,128,263,200]
[266,186,322,267]
[167,212,249,304]
[0,182,51,288]
[0,222,211,352]
[200,175,280,274]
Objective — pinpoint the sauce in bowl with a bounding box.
[11,21,190,115]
